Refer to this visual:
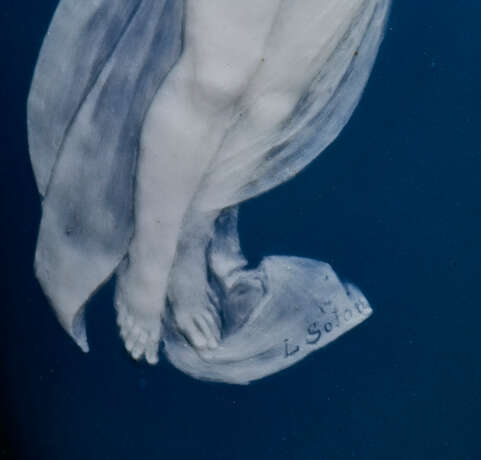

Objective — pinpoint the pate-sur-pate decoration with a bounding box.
[28,0,391,384]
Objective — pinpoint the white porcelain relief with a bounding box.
[28,0,391,384]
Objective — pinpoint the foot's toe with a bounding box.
[125,329,138,352]
[194,316,215,349]
[145,340,159,365]
[206,305,222,336]
[125,326,160,363]
[117,306,130,339]
[131,339,145,360]
[189,329,208,350]
[115,291,163,364]
[197,314,220,349]
[177,314,219,351]
[179,316,208,349]
[116,308,126,326]
[203,311,221,343]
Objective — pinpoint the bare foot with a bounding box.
[115,297,162,365]
[114,265,164,365]
[170,285,222,351]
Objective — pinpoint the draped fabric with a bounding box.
[28,0,184,349]
[28,0,389,382]
[164,208,372,384]
[197,0,391,210]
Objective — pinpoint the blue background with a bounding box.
[1,1,480,459]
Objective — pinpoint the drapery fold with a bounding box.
[28,0,184,348]
[28,1,388,382]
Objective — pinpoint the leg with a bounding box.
[206,0,366,172]
[166,209,222,350]
[116,0,283,362]
[115,66,226,363]
[165,0,284,349]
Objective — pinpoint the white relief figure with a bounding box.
[28,0,391,384]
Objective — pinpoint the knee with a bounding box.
[248,90,299,128]
[192,61,254,110]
